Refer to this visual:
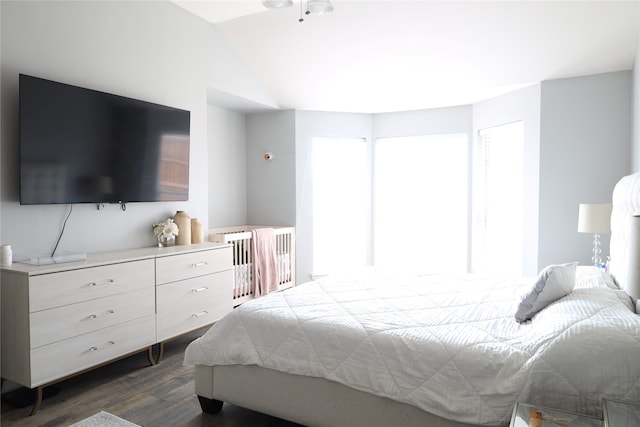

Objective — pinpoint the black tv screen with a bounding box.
[19,74,190,205]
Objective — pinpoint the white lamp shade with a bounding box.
[578,203,612,234]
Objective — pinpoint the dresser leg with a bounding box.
[156,342,165,364]
[147,346,157,366]
[147,343,165,365]
[29,386,43,416]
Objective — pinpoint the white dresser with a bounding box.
[1,242,232,413]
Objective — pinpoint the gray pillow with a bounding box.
[515,263,576,322]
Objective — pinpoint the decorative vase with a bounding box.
[173,210,191,245]
[1,244,13,267]
[157,234,175,248]
[191,218,204,244]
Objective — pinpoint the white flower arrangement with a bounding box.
[153,218,179,237]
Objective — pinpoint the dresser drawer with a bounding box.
[30,287,155,349]
[29,259,155,312]
[30,314,155,387]
[156,247,232,285]
[156,270,233,341]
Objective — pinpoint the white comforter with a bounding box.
[184,267,640,426]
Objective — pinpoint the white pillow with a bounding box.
[515,263,576,323]
[574,265,619,290]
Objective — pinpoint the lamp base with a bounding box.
[592,233,602,267]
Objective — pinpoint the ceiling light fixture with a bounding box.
[262,0,293,9]
[261,0,333,22]
[307,0,333,15]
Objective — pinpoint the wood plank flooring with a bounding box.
[1,330,303,427]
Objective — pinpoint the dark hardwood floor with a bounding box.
[1,331,303,427]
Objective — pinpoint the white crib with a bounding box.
[208,226,296,306]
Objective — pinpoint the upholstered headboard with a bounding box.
[609,172,640,301]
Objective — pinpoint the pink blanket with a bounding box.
[251,228,278,297]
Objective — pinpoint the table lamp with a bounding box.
[578,203,612,267]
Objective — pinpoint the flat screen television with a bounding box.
[19,74,190,205]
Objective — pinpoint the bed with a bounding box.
[184,173,640,427]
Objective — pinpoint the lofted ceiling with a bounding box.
[173,0,640,114]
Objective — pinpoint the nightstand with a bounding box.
[603,398,640,427]
[510,402,602,427]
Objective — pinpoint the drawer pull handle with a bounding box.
[191,262,208,268]
[108,340,116,345]
[90,346,98,351]
[88,279,115,287]
[192,287,208,293]
[108,309,115,314]
[89,314,97,319]
[192,311,209,318]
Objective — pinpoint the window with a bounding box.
[310,125,524,277]
[312,137,369,275]
[374,134,468,271]
[472,121,524,275]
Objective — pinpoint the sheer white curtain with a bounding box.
[312,137,368,276]
[374,134,468,272]
[472,121,524,275]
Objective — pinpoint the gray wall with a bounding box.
[0,1,272,255]
[538,71,632,268]
[372,106,473,138]
[246,111,296,227]
[207,106,248,227]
